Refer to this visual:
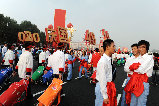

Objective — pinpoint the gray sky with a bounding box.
[0,0,159,50]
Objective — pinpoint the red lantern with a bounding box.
[48,24,53,29]
[67,23,73,28]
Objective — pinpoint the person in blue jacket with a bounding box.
[78,51,88,79]
[16,46,22,59]
[66,50,77,81]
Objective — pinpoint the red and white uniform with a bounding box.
[16,51,33,79]
[2,46,7,56]
[39,51,46,63]
[47,50,65,74]
[3,49,15,65]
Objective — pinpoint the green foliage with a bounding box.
[0,14,45,44]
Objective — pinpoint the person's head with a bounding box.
[43,47,47,52]
[99,46,104,56]
[70,50,74,55]
[58,42,64,50]
[18,46,21,50]
[82,51,86,56]
[103,39,115,56]
[131,43,139,56]
[7,44,12,50]
[24,42,32,52]
[91,50,93,54]
[50,49,54,54]
[4,44,7,47]
[40,47,43,50]
[94,48,99,53]
[138,40,150,56]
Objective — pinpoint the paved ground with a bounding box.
[0,60,159,106]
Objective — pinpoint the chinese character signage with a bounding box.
[57,26,68,43]
[18,31,40,42]
[45,27,57,43]
[84,30,96,45]
[100,29,110,40]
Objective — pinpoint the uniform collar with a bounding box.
[103,53,111,61]
[131,55,139,59]
[140,53,148,58]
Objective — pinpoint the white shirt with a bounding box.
[45,50,50,59]
[96,53,112,99]
[47,50,65,74]
[2,46,7,56]
[39,51,46,63]
[124,54,130,59]
[22,48,25,53]
[116,54,121,59]
[134,53,154,77]
[65,53,69,61]
[3,49,15,65]
[17,51,33,78]
[88,53,92,63]
[124,55,139,75]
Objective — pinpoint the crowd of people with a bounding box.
[0,39,158,106]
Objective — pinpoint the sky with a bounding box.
[0,0,159,50]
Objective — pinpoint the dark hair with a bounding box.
[103,39,114,51]
[70,50,74,55]
[58,42,64,49]
[138,40,150,52]
[83,51,86,56]
[131,43,138,48]
[95,48,99,52]
[24,42,31,50]
[18,46,21,50]
[7,44,12,50]
[50,49,54,54]
[91,50,93,54]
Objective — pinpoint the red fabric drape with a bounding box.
[103,82,117,106]
[124,72,148,106]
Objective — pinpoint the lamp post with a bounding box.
[67,23,76,49]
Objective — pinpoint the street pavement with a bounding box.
[0,60,159,106]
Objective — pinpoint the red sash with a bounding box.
[124,72,148,106]
[78,59,88,72]
[68,60,73,64]
[67,58,77,64]
[103,82,117,106]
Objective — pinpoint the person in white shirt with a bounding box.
[99,47,104,56]
[88,50,93,63]
[39,47,46,66]
[22,47,25,53]
[95,39,116,106]
[2,44,7,57]
[2,44,15,67]
[121,43,140,106]
[45,48,51,59]
[64,50,69,62]
[124,40,154,106]
[15,42,33,99]
[46,42,65,80]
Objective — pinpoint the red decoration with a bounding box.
[67,23,73,28]
[84,30,96,45]
[48,24,53,29]
[100,29,110,40]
